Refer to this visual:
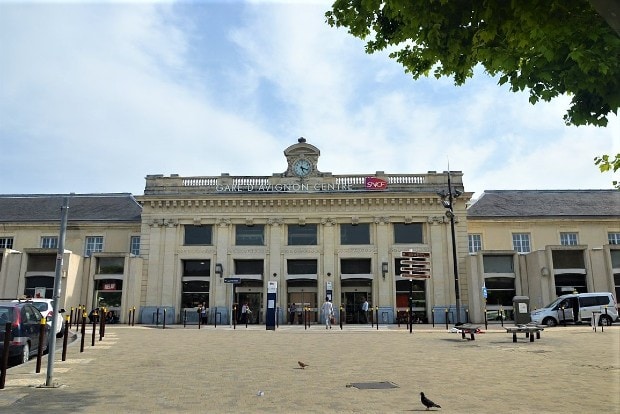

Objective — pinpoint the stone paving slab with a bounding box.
[1,324,618,413]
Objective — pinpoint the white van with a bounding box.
[530,292,618,327]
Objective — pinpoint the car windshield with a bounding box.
[31,303,48,312]
[542,297,563,309]
[0,306,15,329]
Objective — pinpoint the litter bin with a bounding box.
[513,296,531,325]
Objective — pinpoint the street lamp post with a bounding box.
[437,172,462,326]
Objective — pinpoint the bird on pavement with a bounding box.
[298,361,309,369]
[420,392,441,410]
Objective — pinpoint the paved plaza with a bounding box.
[0,323,618,413]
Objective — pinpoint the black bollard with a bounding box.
[376,307,379,330]
[304,307,307,330]
[80,312,86,353]
[232,306,236,329]
[132,307,136,326]
[91,311,97,347]
[1,322,12,389]
[62,315,70,361]
[484,309,488,330]
[432,309,435,328]
[183,310,187,328]
[339,306,343,330]
[465,308,469,324]
[500,307,504,327]
[163,308,167,329]
[445,309,449,330]
[99,309,105,341]
[35,318,46,373]
[70,307,75,328]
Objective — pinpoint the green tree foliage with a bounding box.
[594,153,620,189]
[326,0,620,127]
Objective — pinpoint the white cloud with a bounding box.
[0,1,617,197]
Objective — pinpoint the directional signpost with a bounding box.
[400,250,431,333]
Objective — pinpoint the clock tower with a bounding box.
[284,137,321,178]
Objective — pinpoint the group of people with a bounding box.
[291,297,371,328]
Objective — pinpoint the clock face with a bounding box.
[293,159,312,177]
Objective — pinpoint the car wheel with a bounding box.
[599,315,613,326]
[20,343,30,364]
[542,317,557,327]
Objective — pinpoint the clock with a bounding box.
[292,159,312,177]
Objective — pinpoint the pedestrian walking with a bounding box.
[321,297,334,329]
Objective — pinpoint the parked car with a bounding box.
[0,301,49,364]
[13,298,65,338]
[530,292,619,327]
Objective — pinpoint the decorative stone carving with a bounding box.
[374,216,390,224]
[267,218,283,226]
[427,216,447,224]
[321,217,335,226]
[218,218,231,226]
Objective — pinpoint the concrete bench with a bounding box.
[456,324,482,341]
[505,324,545,343]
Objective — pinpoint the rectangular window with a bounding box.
[130,236,141,256]
[512,233,531,253]
[482,255,514,273]
[182,260,211,277]
[0,237,14,249]
[235,225,265,246]
[340,258,371,274]
[560,232,578,246]
[85,236,104,256]
[287,224,317,245]
[394,223,423,244]
[41,236,58,249]
[468,234,482,253]
[552,250,585,269]
[287,259,318,274]
[234,259,263,275]
[184,225,212,245]
[608,232,620,245]
[340,223,370,245]
[97,257,125,274]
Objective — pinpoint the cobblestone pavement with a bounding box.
[0,323,618,413]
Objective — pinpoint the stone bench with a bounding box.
[505,324,545,343]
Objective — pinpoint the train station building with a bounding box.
[1,138,618,324]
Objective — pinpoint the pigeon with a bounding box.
[420,392,441,410]
[298,361,309,369]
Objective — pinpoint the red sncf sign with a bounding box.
[365,177,388,190]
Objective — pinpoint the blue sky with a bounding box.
[1,0,618,199]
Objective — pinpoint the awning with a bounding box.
[340,273,374,280]
[285,273,318,280]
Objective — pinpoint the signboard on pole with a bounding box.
[224,278,241,284]
[399,250,431,279]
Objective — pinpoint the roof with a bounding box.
[467,190,620,219]
[0,194,142,223]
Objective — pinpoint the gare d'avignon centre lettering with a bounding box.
[215,177,388,193]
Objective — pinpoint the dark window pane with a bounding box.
[97,257,125,274]
[609,251,620,268]
[482,255,514,273]
[236,225,264,245]
[340,224,370,245]
[234,260,263,274]
[184,225,212,245]
[288,224,317,245]
[394,223,423,244]
[552,250,585,269]
[26,254,56,272]
[341,258,371,274]
[287,260,318,274]
[183,260,210,277]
